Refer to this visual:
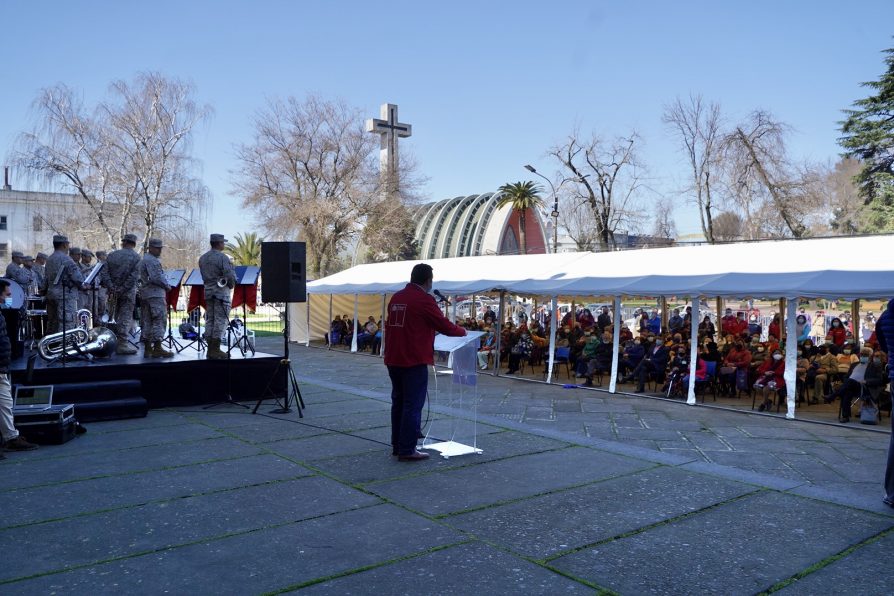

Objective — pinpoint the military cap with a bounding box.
[81,250,94,258]
[11,250,23,258]
[36,252,48,259]
[95,250,106,258]
[69,247,82,255]
[210,233,227,243]
[122,233,138,244]
[22,255,34,262]
[53,235,69,244]
[148,238,164,248]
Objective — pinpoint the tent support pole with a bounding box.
[686,295,699,405]
[450,294,457,322]
[380,293,387,358]
[351,294,359,352]
[305,300,310,346]
[494,291,505,375]
[779,299,786,341]
[784,298,798,419]
[660,296,668,333]
[716,297,723,326]
[609,296,622,394]
[546,296,558,384]
[852,299,860,345]
[327,295,333,350]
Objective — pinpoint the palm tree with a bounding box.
[496,181,544,255]
[225,231,264,266]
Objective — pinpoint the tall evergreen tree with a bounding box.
[840,45,894,232]
[225,232,264,266]
[496,181,545,255]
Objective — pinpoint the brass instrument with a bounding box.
[37,327,118,362]
[77,308,92,330]
[101,293,118,330]
[217,277,228,288]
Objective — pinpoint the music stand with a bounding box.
[84,262,104,325]
[179,268,207,353]
[162,269,186,352]
[228,265,259,358]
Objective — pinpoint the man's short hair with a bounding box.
[0,279,9,292]
[410,263,433,285]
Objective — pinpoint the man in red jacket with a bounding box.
[384,263,466,461]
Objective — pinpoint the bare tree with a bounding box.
[558,194,599,251]
[549,131,644,251]
[232,95,420,278]
[722,110,811,238]
[650,197,677,240]
[662,95,723,243]
[711,211,744,242]
[13,73,211,251]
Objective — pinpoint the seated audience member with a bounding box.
[179,318,198,340]
[668,309,684,334]
[637,310,649,334]
[583,332,614,386]
[796,348,812,403]
[575,331,600,377]
[720,340,752,396]
[506,329,533,374]
[477,328,496,370]
[824,347,886,423]
[698,315,715,339]
[807,344,838,399]
[621,336,670,393]
[683,353,708,387]
[801,338,817,359]
[733,312,749,336]
[753,349,786,411]
[596,306,612,335]
[765,334,780,354]
[836,341,858,374]
[577,308,595,331]
[356,316,378,351]
[703,341,721,363]
[750,341,768,374]
[796,314,811,343]
[720,308,738,336]
[647,309,662,334]
[826,317,847,347]
[619,338,645,377]
[662,347,690,395]
[682,305,693,328]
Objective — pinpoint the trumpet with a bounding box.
[217,277,228,288]
[37,327,118,362]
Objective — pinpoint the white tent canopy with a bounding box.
[308,235,894,299]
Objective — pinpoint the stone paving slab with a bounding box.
[774,531,894,595]
[445,465,757,559]
[214,418,333,444]
[0,436,264,491]
[14,422,224,457]
[0,454,311,528]
[0,476,380,583]
[6,505,465,595]
[310,430,571,485]
[549,490,893,595]
[367,447,655,516]
[299,541,593,595]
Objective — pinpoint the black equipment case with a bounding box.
[13,404,77,445]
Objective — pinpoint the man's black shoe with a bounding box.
[398,450,430,462]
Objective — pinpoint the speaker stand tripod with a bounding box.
[253,303,304,416]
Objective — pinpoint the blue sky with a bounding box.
[1,0,891,240]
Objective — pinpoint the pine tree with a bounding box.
[839,45,894,232]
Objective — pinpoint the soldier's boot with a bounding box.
[116,337,138,355]
[206,338,229,360]
[153,341,174,358]
[142,340,154,358]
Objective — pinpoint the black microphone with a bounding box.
[433,289,451,305]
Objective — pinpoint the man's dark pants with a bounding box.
[885,381,894,501]
[387,364,428,455]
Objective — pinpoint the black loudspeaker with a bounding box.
[261,242,307,303]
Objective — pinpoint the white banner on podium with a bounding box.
[424,331,485,458]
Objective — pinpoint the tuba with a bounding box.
[37,326,118,362]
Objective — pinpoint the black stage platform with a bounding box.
[10,347,286,408]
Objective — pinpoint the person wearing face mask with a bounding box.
[477,328,496,370]
[836,341,859,374]
[582,332,614,386]
[795,348,813,404]
[619,337,645,378]
[796,314,811,344]
[574,330,600,378]
[721,308,738,336]
[621,335,669,393]
[754,349,786,411]
[824,347,885,422]
[720,340,752,397]
[698,315,715,340]
[826,317,848,347]
[807,343,838,401]
[801,339,817,359]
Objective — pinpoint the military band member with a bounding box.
[33,253,47,292]
[5,251,31,290]
[79,249,95,313]
[41,235,85,334]
[101,234,141,355]
[138,238,173,358]
[198,233,236,360]
[94,250,108,321]
[21,256,37,295]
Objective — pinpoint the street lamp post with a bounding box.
[524,164,559,254]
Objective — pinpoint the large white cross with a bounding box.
[366,103,412,194]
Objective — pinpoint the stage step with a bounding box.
[39,380,147,423]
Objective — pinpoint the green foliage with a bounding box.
[496,181,545,255]
[362,200,419,263]
[839,45,894,231]
[224,231,264,266]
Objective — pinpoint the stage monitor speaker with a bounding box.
[261,242,307,303]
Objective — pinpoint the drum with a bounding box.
[0,308,23,359]
[27,295,45,310]
[27,309,47,339]
[0,277,25,309]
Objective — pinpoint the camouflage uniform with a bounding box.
[42,249,85,334]
[94,251,108,323]
[198,248,236,341]
[101,244,141,348]
[5,253,31,294]
[138,251,170,343]
[32,254,47,294]
[78,253,95,314]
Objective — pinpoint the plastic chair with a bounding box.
[697,361,718,402]
[553,346,572,379]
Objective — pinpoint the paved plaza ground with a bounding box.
[2,339,893,594]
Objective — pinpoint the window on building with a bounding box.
[33,215,42,231]
[0,215,6,231]
[0,243,7,258]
